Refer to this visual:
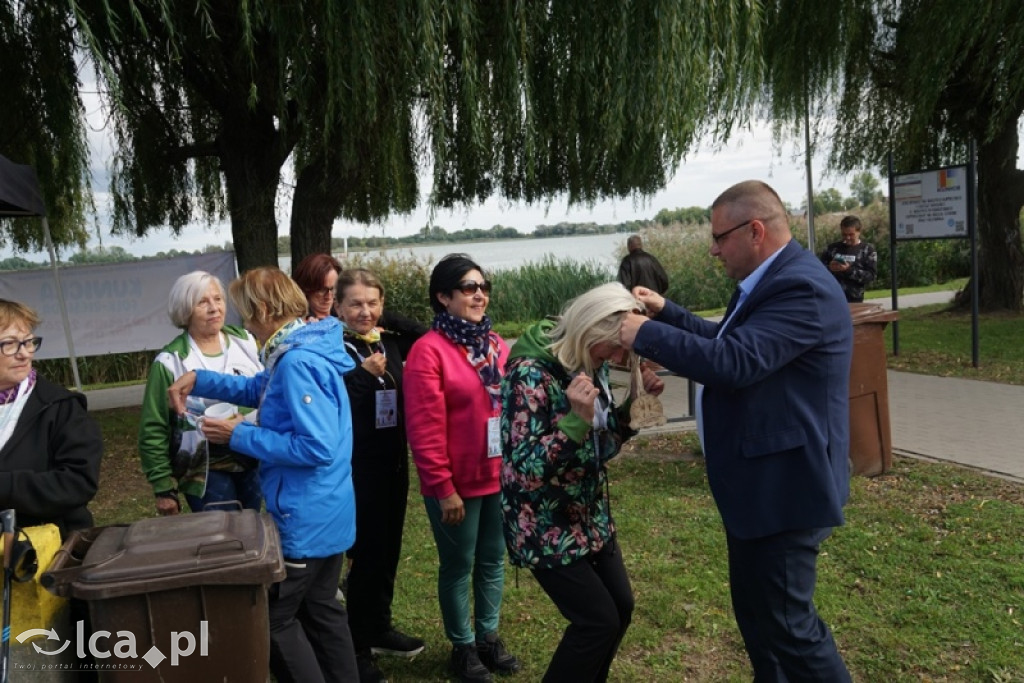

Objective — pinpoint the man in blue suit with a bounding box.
[620,180,853,681]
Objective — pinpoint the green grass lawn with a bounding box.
[884,303,1024,384]
[89,412,1024,682]
[81,278,1024,681]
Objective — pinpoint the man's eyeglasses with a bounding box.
[455,280,492,296]
[711,218,760,245]
[0,337,43,357]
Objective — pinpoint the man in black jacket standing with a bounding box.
[617,235,669,295]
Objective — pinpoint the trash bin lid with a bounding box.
[849,302,900,325]
[69,510,285,599]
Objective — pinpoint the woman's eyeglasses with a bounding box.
[455,280,492,296]
[0,336,43,356]
[311,287,335,298]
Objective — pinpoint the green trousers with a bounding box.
[423,492,507,646]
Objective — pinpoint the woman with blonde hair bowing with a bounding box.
[500,282,663,682]
[403,254,520,683]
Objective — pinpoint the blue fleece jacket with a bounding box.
[194,318,356,559]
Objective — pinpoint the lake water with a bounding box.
[278,232,630,275]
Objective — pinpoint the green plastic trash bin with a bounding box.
[42,509,285,682]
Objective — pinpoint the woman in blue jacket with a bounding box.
[168,266,358,683]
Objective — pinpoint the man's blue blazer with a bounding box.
[632,240,853,540]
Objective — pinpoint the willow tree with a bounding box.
[764,0,1024,311]
[0,2,90,252]
[68,1,764,271]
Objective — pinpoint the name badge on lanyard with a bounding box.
[375,389,398,429]
[487,416,501,458]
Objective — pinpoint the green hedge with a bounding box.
[641,203,970,311]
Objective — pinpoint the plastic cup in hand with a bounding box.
[204,403,238,420]
[198,403,237,436]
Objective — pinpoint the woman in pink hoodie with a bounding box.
[404,254,520,683]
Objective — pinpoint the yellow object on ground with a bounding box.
[9,524,68,640]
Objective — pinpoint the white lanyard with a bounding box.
[591,372,612,430]
[188,333,227,373]
[345,340,387,386]
[0,379,31,449]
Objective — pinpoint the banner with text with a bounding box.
[0,252,238,359]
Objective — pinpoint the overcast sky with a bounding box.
[7,94,863,260]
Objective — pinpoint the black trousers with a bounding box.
[269,552,358,683]
[726,527,851,683]
[346,459,410,649]
[531,539,634,683]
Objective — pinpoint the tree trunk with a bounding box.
[289,153,343,267]
[219,124,291,272]
[971,118,1024,312]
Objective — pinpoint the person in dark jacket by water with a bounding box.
[617,235,669,295]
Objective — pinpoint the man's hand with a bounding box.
[828,260,851,273]
[631,286,665,316]
[619,312,649,349]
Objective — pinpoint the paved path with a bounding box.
[888,372,1024,482]
[85,289,1024,483]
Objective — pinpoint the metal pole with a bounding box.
[887,152,899,356]
[803,99,816,254]
[686,378,696,419]
[42,217,82,391]
[968,140,980,368]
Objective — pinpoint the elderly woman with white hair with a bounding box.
[138,270,263,516]
[499,282,664,682]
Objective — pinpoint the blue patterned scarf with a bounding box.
[432,311,502,409]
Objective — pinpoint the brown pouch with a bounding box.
[628,361,666,429]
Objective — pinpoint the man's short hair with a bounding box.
[839,215,862,231]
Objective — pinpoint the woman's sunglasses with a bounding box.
[455,280,492,296]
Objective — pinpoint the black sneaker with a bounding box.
[450,643,493,683]
[369,628,426,658]
[476,634,521,675]
[356,651,388,683]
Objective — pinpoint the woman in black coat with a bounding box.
[335,268,427,682]
[0,299,102,540]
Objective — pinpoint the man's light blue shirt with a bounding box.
[696,243,788,451]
